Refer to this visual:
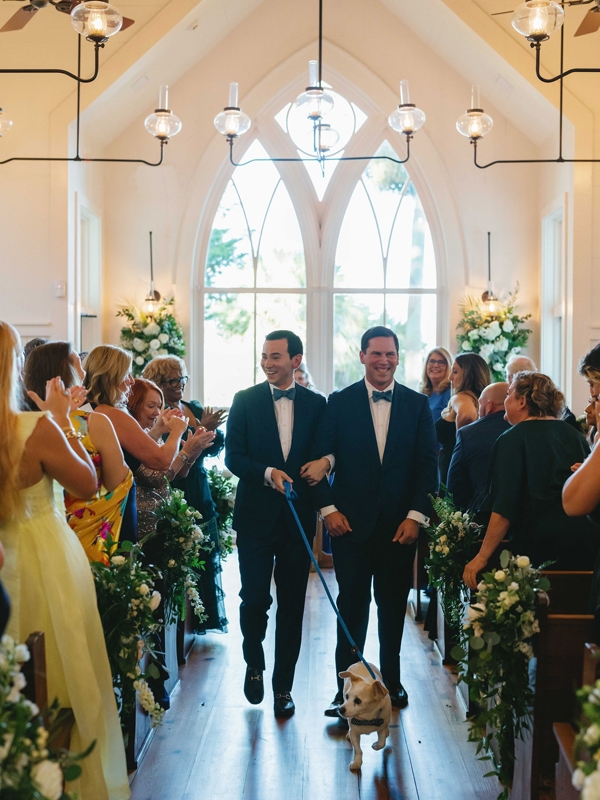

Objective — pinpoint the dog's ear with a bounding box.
[373,680,390,699]
[338,670,353,680]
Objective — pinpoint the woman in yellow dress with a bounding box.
[24,341,132,563]
[0,321,130,799]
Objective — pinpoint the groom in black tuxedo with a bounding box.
[225,330,328,718]
[302,326,438,714]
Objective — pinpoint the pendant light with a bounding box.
[482,232,499,314]
[143,231,161,316]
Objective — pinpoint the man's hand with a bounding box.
[392,518,419,545]
[323,511,352,537]
[271,468,294,494]
[300,457,330,486]
[201,406,228,431]
[463,554,489,591]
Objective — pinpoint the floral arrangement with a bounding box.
[207,466,236,559]
[426,493,481,630]
[0,636,90,799]
[144,488,210,625]
[90,538,164,727]
[451,552,550,800]
[117,298,186,377]
[457,287,532,382]
[572,680,600,798]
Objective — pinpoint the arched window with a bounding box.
[201,95,440,404]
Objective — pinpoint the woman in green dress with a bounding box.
[143,355,228,633]
[464,371,599,589]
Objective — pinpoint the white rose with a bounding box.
[584,723,600,747]
[135,356,145,366]
[31,760,63,800]
[516,556,530,569]
[572,768,586,790]
[168,559,176,567]
[583,767,600,800]
[442,546,450,556]
[15,644,30,663]
[133,338,148,353]
[502,319,514,333]
[149,339,161,350]
[157,348,168,356]
[508,582,520,592]
[467,603,486,621]
[143,322,160,337]
[158,333,169,344]
[138,583,150,596]
[461,340,473,351]
[494,336,510,352]
[488,320,501,335]
[111,555,126,566]
[468,330,480,340]
[478,344,494,363]
[494,570,506,582]
[149,591,161,612]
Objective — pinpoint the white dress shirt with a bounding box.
[320,377,429,526]
[264,381,295,487]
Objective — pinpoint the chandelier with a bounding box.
[213,0,426,171]
[457,0,600,168]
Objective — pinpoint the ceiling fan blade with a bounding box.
[491,9,515,16]
[0,5,37,31]
[120,15,134,30]
[574,7,600,34]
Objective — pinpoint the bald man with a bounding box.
[447,382,511,513]
[506,356,537,384]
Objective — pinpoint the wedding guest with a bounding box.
[294,361,315,390]
[0,321,130,799]
[505,354,537,383]
[24,341,133,562]
[436,353,490,484]
[84,345,188,543]
[22,336,47,363]
[143,355,228,634]
[464,372,598,589]
[447,382,510,513]
[302,326,438,714]
[226,330,329,717]
[419,347,453,423]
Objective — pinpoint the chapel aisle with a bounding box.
[130,553,500,800]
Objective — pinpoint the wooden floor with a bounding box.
[130,552,501,800]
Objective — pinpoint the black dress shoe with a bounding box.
[274,692,295,718]
[244,667,264,705]
[324,690,344,717]
[388,683,409,709]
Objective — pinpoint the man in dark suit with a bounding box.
[447,382,511,513]
[225,330,328,718]
[301,326,438,714]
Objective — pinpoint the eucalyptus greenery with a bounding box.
[425,493,481,630]
[451,551,549,800]
[207,466,236,559]
[572,679,600,797]
[456,287,532,382]
[117,298,186,377]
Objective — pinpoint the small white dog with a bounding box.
[337,661,392,771]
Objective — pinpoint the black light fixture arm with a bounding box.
[533,40,600,83]
[0,40,101,83]
[227,135,411,167]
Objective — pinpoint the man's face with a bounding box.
[360,337,399,389]
[261,339,302,389]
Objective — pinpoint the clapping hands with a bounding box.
[200,406,228,431]
[27,377,81,422]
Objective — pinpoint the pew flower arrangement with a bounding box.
[456,287,532,382]
[451,551,550,800]
[572,680,600,798]
[117,298,186,377]
[207,466,236,559]
[143,488,210,625]
[0,636,90,799]
[426,493,481,629]
[91,538,164,727]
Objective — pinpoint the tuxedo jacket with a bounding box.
[225,381,329,539]
[447,411,511,513]
[315,380,438,543]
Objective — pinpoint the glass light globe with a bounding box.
[144,110,182,141]
[456,110,493,140]
[316,123,339,153]
[295,88,334,121]
[511,0,564,42]
[388,105,426,135]
[0,109,13,137]
[71,1,123,42]
[214,109,251,138]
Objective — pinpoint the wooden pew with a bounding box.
[512,572,595,800]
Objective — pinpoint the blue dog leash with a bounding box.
[283,480,377,682]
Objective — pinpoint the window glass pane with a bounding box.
[334,293,384,389]
[257,182,306,288]
[255,294,306,379]
[230,141,281,255]
[204,293,255,406]
[301,151,343,201]
[363,141,410,256]
[205,181,254,288]
[385,294,437,390]
[387,187,436,289]
[334,182,384,288]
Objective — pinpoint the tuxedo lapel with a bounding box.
[286,385,307,465]
[355,381,381,466]
[258,381,285,463]
[382,382,404,466]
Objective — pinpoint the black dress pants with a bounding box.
[237,508,312,693]
[331,517,416,692]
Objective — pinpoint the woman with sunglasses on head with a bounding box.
[143,356,229,634]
